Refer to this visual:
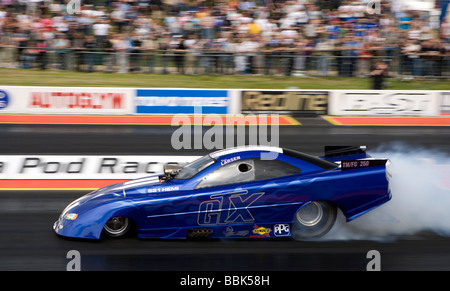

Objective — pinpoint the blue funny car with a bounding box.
[54,146,391,240]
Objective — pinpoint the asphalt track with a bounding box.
[1,118,450,272]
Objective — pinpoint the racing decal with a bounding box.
[250,225,271,237]
[220,156,241,166]
[341,159,387,171]
[197,191,264,226]
[148,186,180,193]
[223,226,249,237]
[274,224,291,237]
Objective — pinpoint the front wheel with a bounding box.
[293,201,337,239]
[103,216,131,238]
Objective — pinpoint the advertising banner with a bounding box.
[328,90,440,116]
[0,86,134,115]
[135,89,229,114]
[0,155,199,180]
[1,86,447,118]
[0,155,200,190]
[441,91,450,116]
[240,90,328,116]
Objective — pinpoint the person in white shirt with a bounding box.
[113,34,130,73]
[93,19,111,47]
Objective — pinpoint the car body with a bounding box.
[54,145,391,240]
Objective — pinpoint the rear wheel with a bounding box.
[293,201,337,239]
[103,216,131,238]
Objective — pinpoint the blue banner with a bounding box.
[135,89,228,114]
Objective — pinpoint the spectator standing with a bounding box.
[315,35,334,76]
[341,35,362,77]
[92,19,111,48]
[130,33,143,72]
[102,34,114,73]
[83,34,96,72]
[111,6,128,33]
[357,41,373,77]
[114,34,130,74]
[218,33,234,74]
[158,33,171,74]
[53,33,69,70]
[20,39,38,69]
[233,37,246,74]
[398,10,412,31]
[183,34,198,74]
[234,36,259,74]
[141,34,158,73]
[36,36,47,70]
[371,60,388,89]
[39,14,53,33]
[198,8,215,42]
[12,27,28,68]
[173,35,186,74]
[70,32,85,71]
[402,39,422,77]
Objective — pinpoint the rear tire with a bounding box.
[103,216,131,238]
[293,201,337,239]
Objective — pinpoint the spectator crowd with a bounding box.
[0,0,449,78]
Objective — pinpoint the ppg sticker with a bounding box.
[274,224,290,237]
[0,90,9,110]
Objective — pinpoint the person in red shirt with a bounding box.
[39,15,53,33]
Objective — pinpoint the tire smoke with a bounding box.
[323,143,450,241]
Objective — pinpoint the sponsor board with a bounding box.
[0,155,200,190]
[0,86,134,114]
[323,116,450,126]
[1,86,447,118]
[328,90,440,116]
[441,92,450,116]
[240,90,328,115]
[135,89,229,114]
[0,86,240,116]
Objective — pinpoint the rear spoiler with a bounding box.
[324,146,367,158]
[323,146,387,170]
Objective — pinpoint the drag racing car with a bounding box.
[54,145,391,240]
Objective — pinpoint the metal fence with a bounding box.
[1,46,449,79]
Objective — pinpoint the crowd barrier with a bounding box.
[0,86,449,116]
[1,47,450,79]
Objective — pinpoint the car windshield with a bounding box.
[175,154,216,179]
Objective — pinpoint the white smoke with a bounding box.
[322,143,450,241]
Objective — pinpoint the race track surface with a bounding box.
[1,118,450,271]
